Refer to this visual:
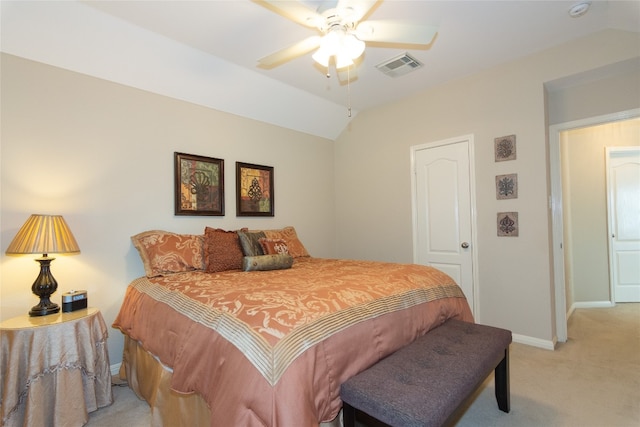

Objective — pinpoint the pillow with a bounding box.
[204,227,246,273]
[237,231,266,257]
[242,254,294,272]
[259,238,289,255]
[261,226,310,258]
[131,230,204,277]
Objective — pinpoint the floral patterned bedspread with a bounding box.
[113,257,473,426]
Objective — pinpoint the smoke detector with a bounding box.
[376,52,423,78]
[568,1,591,18]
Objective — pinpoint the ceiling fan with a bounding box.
[256,0,438,70]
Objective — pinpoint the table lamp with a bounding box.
[5,214,80,316]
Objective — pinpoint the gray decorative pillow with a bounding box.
[237,231,266,257]
[242,254,294,272]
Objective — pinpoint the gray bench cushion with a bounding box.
[340,319,511,427]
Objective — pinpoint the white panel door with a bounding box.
[413,138,475,312]
[607,147,640,302]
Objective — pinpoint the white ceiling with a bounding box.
[2,1,639,139]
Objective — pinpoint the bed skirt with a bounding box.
[120,335,342,427]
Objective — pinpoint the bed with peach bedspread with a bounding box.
[113,256,473,427]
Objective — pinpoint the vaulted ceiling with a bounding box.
[2,1,638,139]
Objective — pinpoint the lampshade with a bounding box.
[6,214,80,255]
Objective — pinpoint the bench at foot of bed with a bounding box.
[340,319,512,427]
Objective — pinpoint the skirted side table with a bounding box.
[1,307,113,426]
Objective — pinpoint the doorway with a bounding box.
[411,135,478,316]
[550,109,640,342]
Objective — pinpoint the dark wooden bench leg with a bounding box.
[494,347,510,413]
[343,401,356,427]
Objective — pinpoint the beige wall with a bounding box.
[0,54,335,365]
[547,59,640,126]
[334,29,640,345]
[561,119,640,304]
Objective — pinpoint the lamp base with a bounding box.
[29,256,60,317]
[29,300,60,317]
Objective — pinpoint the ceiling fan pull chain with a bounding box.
[347,65,352,118]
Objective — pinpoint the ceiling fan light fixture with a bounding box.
[343,34,365,59]
[321,31,341,53]
[312,49,331,67]
[335,52,354,69]
[312,31,365,68]
[313,32,338,66]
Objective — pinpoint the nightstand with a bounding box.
[1,307,113,426]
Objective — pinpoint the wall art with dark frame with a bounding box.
[236,162,274,217]
[174,152,224,216]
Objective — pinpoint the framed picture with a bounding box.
[494,135,517,162]
[497,212,519,236]
[496,173,518,199]
[174,152,224,216]
[236,162,274,216]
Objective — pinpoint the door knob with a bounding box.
[461,242,469,249]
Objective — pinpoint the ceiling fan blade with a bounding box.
[258,35,322,68]
[256,0,322,28]
[355,20,438,46]
[337,0,379,23]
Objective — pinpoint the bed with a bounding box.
[112,227,473,427]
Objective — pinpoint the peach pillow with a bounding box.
[262,226,309,258]
[204,227,246,273]
[131,230,204,277]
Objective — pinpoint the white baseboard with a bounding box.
[512,333,555,351]
[570,301,615,311]
[547,301,617,348]
[110,362,121,377]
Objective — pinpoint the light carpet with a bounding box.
[87,303,639,426]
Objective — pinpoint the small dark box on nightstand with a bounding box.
[61,290,88,312]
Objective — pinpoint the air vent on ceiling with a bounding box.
[376,52,423,78]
